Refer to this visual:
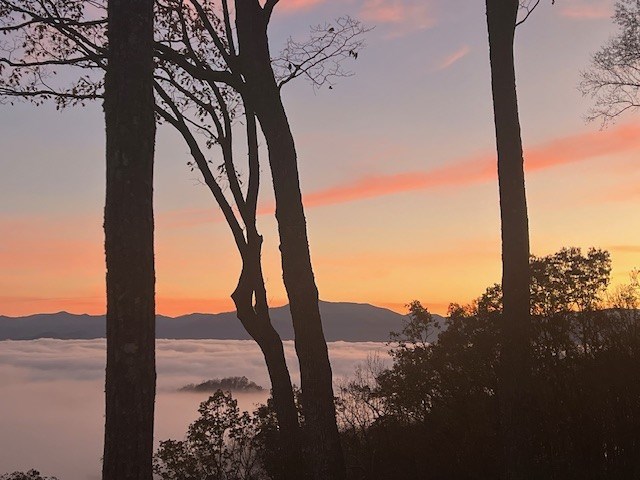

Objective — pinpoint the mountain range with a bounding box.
[0,301,445,342]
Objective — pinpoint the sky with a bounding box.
[0,0,639,316]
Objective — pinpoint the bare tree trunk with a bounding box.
[485,1,533,479]
[232,231,304,480]
[102,0,156,478]
[234,3,346,479]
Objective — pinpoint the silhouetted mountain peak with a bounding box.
[0,301,439,342]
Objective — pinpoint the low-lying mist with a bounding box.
[0,339,388,479]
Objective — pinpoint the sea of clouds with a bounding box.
[0,339,389,480]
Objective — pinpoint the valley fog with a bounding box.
[0,339,389,480]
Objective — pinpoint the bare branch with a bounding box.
[154,43,235,87]
[154,80,248,252]
[579,0,640,126]
[221,0,236,57]
[272,16,371,90]
[516,0,543,27]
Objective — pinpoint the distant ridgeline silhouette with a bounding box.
[179,376,264,393]
[0,301,444,342]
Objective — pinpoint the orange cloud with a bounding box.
[0,214,103,276]
[159,123,640,227]
[525,123,640,171]
[599,181,640,203]
[609,245,640,254]
[302,123,640,208]
[275,0,327,12]
[0,296,105,316]
[360,0,435,35]
[157,208,224,229]
[436,45,470,71]
[303,158,493,207]
[559,1,611,19]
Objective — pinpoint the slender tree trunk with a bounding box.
[486,2,533,479]
[232,232,304,480]
[234,3,346,479]
[155,85,302,476]
[102,0,156,479]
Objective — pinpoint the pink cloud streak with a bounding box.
[559,1,611,19]
[275,0,327,13]
[300,123,640,209]
[359,0,435,35]
[436,45,470,71]
[157,123,640,227]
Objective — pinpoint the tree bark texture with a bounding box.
[102,0,156,479]
[232,231,304,480]
[234,2,346,479]
[486,1,534,479]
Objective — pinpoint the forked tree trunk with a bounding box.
[102,0,156,479]
[154,90,302,477]
[485,1,533,478]
[232,231,304,480]
[234,2,346,479]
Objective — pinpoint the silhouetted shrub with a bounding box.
[0,471,58,480]
[154,390,267,480]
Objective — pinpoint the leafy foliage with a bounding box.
[154,390,266,480]
[338,247,640,479]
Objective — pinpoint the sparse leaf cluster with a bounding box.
[0,0,105,107]
[272,16,370,90]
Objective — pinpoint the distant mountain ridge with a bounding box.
[0,301,445,342]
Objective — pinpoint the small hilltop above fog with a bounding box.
[179,376,264,393]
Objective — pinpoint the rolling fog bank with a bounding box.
[0,339,388,479]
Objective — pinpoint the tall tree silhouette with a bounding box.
[485,1,533,478]
[152,60,302,475]
[234,3,346,478]
[102,0,156,479]
[0,3,365,477]
[153,3,365,476]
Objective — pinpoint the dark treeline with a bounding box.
[338,248,640,480]
[150,247,640,480]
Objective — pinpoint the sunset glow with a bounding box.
[1,0,638,317]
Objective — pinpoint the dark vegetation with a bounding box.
[180,376,264,393]
[153,247,640,480]
[0,472,58,480]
